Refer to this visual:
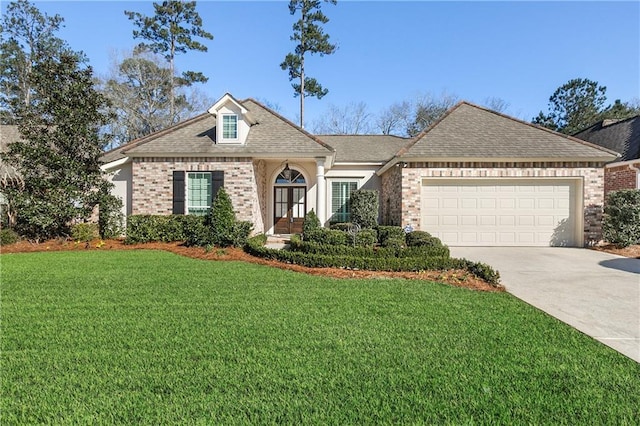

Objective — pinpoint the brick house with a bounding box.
[101,93,617,247]
[573,116,640,197]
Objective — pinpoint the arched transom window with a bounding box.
[275,168,305,184]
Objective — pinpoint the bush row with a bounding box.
[125,215,205,244]
[290,235,450,258]
[246,235,500,286]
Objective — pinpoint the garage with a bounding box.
[421,179,581,247]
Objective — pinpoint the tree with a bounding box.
[407,92,459,137]
[312,101,373,134]
[100,49,212,146]
[280,0,337,129]
[3,52,113,241]
[125,1,213,125]
[483,96,509,113]
[600,99,640,122]
[533,78,607,134]
[376,100,413,136]
[0,0,71,123]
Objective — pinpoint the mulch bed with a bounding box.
[591,243,640,259]
[1,239,504,292]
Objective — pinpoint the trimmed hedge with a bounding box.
[0,228,20,245]
[125,215,206,244]
[377,226,406,246]
[246,235,500,286]
[290,236,450,258]
[350,189,379,228]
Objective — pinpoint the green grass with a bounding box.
[1,250,639,424]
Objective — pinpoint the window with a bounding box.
[187,172,212,216]
[331,181,358,223]
[222,114,238,139]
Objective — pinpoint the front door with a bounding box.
[274,186,306,234]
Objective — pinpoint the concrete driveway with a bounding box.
[450,247,640,362]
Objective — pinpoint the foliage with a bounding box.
[280,0,337,128]
[289,237,450,259]
[70,223,99,242]
[208,187,236,247]
[406,231,444,247]
[304,228,348,246]
[95,186,124,239]
[376,225,406,246]
[602,189,640,247]
[0,228,20,245]
[0,0,72,123]
[230,221,253,248]
[347,228,377,247]
[407,92,459,137]
[100,49,212,146]
[3,251,639,423]
[2,49,113,242]
[302,209,321,238]
[376,91,458,137]
[350,189,379,228]
[125,1,213,124]
[125,214,205,244]
[533,78,640,135]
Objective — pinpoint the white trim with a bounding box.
[101,156,130,171]
[604,158,640,168]
[327,178,360,224]
[220,114,239,142]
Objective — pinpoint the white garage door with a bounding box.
[421,179,580,247]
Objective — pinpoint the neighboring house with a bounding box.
[101,94,617,247]
[573,116,640,196]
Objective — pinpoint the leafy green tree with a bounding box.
[0,0,71,123]
[100,49,211,146]
[599,99,640,122]
[3,52,113,241]
[208,187,236,247]
[125,1,213,124]
[533,78,607,134]
[280,0,337,129]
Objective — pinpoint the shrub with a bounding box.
[406,231,443,247]
[71,223,99,242]
[304,228,348,246]
[97,192,123,239]
[231,221,253,247]
[0,228,20,245]
[350,189,379,228]
[603,189,640,247]
[329,222,352,232]
[377,225,405,246]
[348,228,378,247]
[302,209,321,237]
[209,188,236,247]
[125,215,205,244]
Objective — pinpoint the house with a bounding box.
[573,116,640,196]
[101,94,617,247]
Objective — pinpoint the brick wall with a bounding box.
[380,165,402,226]
[131,157,261,229]
[382,162,606,246]
[605,162,639,196]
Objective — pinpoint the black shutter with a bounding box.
[212,171,224,201]
[173,171,185,214]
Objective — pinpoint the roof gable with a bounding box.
[101,95,333,161]
[397,101,619,161]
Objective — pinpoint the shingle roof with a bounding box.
[398,102,619,161]
[316,135,409,162]
[0,125,21,182]
[573,116,640,161]
[111,98,333,159]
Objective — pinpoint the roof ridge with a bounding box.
[242,98,335,153]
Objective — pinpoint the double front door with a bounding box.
[274,186,306,234]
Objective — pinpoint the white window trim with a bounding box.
[220,114,239,142]
[186,172,212,215]
[329,179,359,223]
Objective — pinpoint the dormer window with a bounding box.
[222,114,238,140]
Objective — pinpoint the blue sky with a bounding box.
[17,1,640,128]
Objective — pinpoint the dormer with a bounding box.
[207,93,256,145]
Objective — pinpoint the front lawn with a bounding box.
[1,250,638,424]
